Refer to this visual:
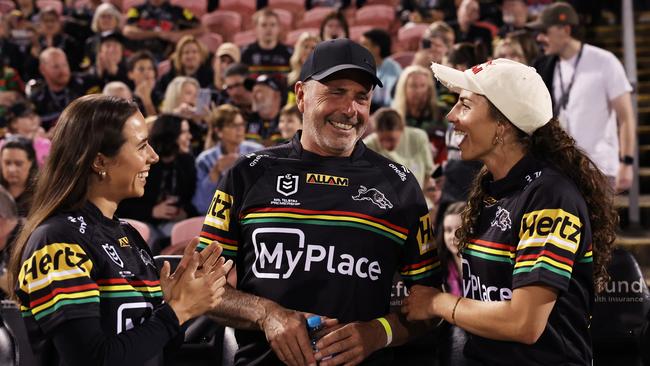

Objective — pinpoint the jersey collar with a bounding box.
[289,130,366,163]
[482,154,545,199]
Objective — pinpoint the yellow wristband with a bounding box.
[376,317,393,347]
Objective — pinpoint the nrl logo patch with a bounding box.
[276,174,299,197]
[102,243,124,268]
[306,173,349,187]
[352,185,393,210]
[491,206,512,232]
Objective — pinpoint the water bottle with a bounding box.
[306,315,323,352]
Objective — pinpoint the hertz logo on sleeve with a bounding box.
[417,214,434,254]
[205,190,233,231]
[306,173,349,187]
[518,209,582,254]
[18,243,93,290]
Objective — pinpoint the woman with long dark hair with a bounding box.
[117,114,197,249]
[8,95,231,365]
[0,136,38,217]
[402,59,617,365]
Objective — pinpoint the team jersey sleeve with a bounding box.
[198,161,243,262]
[512,179,588,291]
[125,6,141,24]
[397,173,441,288]
[15,225,99,334]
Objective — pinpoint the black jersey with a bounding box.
[199,132,441,365]
[15,202,176,365]
[462,155,593,365]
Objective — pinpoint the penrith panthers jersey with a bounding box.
[15,202,169,365]
[199,132,441,365]
[462,155,593,365]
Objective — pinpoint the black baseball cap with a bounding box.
[99,31,126,45]
[526,2,579,30]
[299,38,383,88]
[254,74,281,92]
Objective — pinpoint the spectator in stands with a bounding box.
[160,76,200,120]
[30,7,82,72]
[127,50,161,117]
[446,42,487,71]
[0,136,37,217]
[221,63,254,120]
[248,74,284,145]
[412,20,454,69]
[319,11,349,41]
[117,114,197,249]
[278,103,302,142]
[4,101,49,166]
[287,32,320,93]
[0,14,26,83]
[29,47,99,131]
[122,0,202,61]
[436,201,470,366]
[498,0,529,37]
[161,76,207,154]
[493,37,527,65]
[241,8,292,79]
[0,59,24,124]
[102,80,133,101]
[14,0,38,22]
[158,35,213,95]
[212,42,240,93]
[531,2,636,191]
[84,3,123,67]
[392,64,446,145]
[449,0,493,55]
[506,30,539,65]
[88,31,130,88]
[364,107,434,188]
[360,29,402,112]
[0,186,18,298]
[193,104,263,214]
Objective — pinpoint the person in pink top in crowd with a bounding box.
[3,101,50,166]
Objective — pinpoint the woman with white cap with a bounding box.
[402,59,616,365]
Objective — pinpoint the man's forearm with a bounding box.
[123,26,157,40]
[384,312,431,347]
[208,284,277,330]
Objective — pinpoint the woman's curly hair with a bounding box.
[456,101,618,294]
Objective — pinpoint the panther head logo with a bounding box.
[352,185,393,210]
[491,206,512,231]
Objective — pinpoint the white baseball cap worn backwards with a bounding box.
[430,58,553,135]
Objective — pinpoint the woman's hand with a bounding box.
[160,239,233,324]
[401,285,441,321]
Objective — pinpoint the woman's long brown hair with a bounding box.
[8,95,138,298]
[456,103,617,294]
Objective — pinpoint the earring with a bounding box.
[99,171,107,180]
[492,135,503,145]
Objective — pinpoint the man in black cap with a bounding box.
[530,1,636,192]
[247,74,285,146]
[87,32,130,88]
[200,38,440,366]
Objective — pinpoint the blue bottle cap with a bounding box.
[306,315,321,329]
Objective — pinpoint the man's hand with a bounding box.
[401,285,439,321]
[314,320,385,366]
[261,304,318,366]
[615,164,633,193]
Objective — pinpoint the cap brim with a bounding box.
[310,64,383,88]
[525,19,546,30]
[430,62,483,95]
